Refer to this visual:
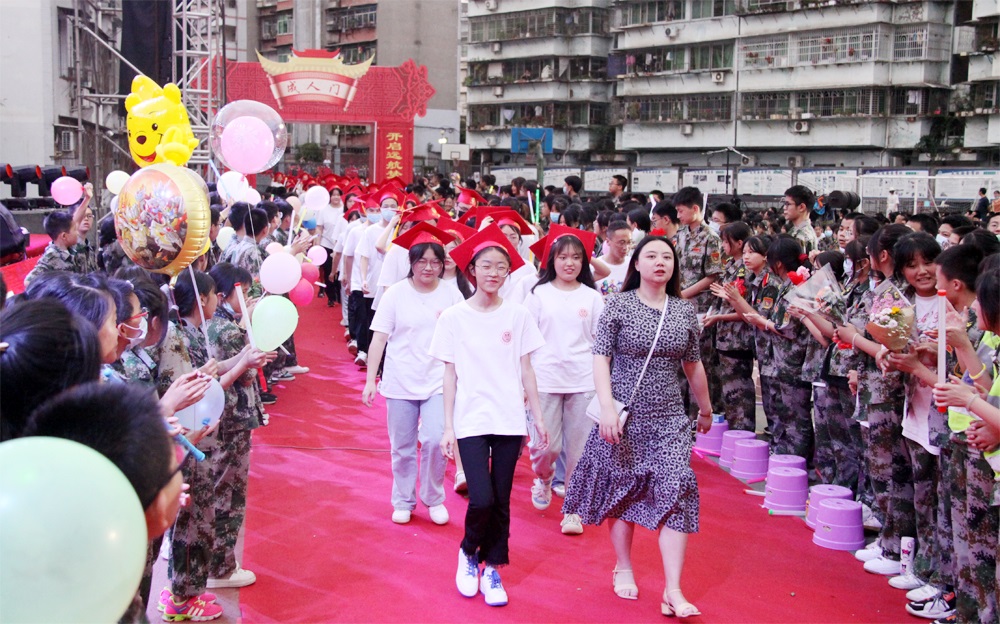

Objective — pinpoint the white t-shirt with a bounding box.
[317,205,342,248]
[336,219,361,273]
[596,257,629,298]
[522,281,604,393]
[358,221,388,299]
[902,294,939,455]
[343,222,367,292]
[499,263,538,300]
[429,300,545,439]
[375,243,410,309]
[370,279,465,400]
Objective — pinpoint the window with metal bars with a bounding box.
[740,36,789,69]
[469,7,609,42]
[739,92,791,119]
[797,26,879,64]
[969,83,999,111]
[623,47,686,74]
[890,88,948,116]
[615,1,684,27]
[623,94,732,122]
[691,0,736,19]
[798,88,885,117]
[690,43,733,71]
[893,25,927,61]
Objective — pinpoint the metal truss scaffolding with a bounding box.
[172,0,225,167]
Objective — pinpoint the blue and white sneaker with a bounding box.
[480,566,508,607]
[456,548,479,597]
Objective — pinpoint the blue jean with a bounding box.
[385,395,446,511]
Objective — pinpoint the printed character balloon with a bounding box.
[114,163,211,277]
[210,100,288,175]
[125,76,199,168]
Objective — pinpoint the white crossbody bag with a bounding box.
[585,296,668,427]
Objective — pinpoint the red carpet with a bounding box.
[241,300,910,623]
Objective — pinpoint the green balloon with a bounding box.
[0,437,147,623]
[252,295,300,352]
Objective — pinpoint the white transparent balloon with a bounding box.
[217,171,249,204]
[217,226,236,250]
[210,100,288,174]
[244,188,262,206]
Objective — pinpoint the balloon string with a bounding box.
[233,283,257,349]
[188,264,211,346]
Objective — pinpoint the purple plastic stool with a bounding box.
[812,499,865,551]
[768,454,806,473]
[694,420,729,456]
[764,467,809,512]
[805,484,854,529]
[730,439,770,481]
[719,430,757,469]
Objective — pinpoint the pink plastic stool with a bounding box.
[694,420,729,456]
[805,484,854,529]
[719,430,757,469]
[812,499,865,551]
[764,467,809,512]
[730,439,770,481]
[768,454,806,473]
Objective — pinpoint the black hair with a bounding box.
[766,235,805,274]
[609,211,628,224]
[721,221,753,244]
[0,273,5,312]
[672,186,704,210]
[606,221,632,238]
[941,214,974,230]
[621,236,681,296]
[210,206,222,226]
[43,210,74,240]
[405,242,446,279]
[208,262,251,299]
[612,174,628,190]
[627,207,651,233]
[466,245,512,284]
[784,185,816,210]
[712,202,742,224]
[561,205,583,229]
[744,234,773,257]
[98,214,118,247]
[564,175,582,194]
[174,269,216,318]
[273,197,293,218]
[532,235,596,293]
[892,231,941,282]
[128,275,170,342]
[935,245,983,292]
[960,229,1000,258]
[867,223,912,273]
[482,174,496,187]
[0,299,102,441]
[245,207,269,239]
[905,213,939,236]
[79,274,134,324]
[228,202,250,231]
[975,265,1000,332]
[815,250,845,282]
[24,382,174,510]
[651,200,679,224]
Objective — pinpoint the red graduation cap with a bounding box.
[483,209,533,235]
[456,187,488,207]
[448,224,525,276]
[400,201,447,224]
[436,214,477,242]
[404,193,421,207]
[390,222,458,251]
[375,187,404,207]
[528,223,597,269]
[382,176,407,189]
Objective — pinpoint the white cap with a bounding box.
[888,188,895,192]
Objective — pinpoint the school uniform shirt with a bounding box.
[374,243,409,309]
[336,219,363,274]
[317,205,341,249]
[429,300,545,439]
[788,221,819,255]
[343,222,367,292]
[595,257,629,298]
[522,282,604,393]
[208,307,263,436]
[902,293,940,455]
[675,222,724,315]
[714,258,755,354]
[110,346,157,389]
[370,279,465,400]
[24,243,75,286]
[358,221,388,299]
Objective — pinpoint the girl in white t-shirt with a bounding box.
[521,225,604,537]
[429,224,549,608]
[362,223,464,526]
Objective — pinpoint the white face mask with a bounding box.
[843,257,853,279]
[935,234,950,249]
[124,317,148,348]
[708,221,721,236]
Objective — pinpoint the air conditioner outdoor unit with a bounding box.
[790,120,810,133]
[493,85,504,97]
[491,41,502,53]
[712,72,725,83]
[741,155,758,166]
[485,0,498,10]
[665,27,677,38]
[59,130,75,154]
[788,155,805,168]
[680,123,694,136]
[485,136,497,147]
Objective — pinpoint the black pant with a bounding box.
[360,297,375,353]
[456,435,522,567]
[321,246,338,304]
[348,290,365,342]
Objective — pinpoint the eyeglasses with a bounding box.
[413,259,443,270]
[126,308,149,323]
[474,263,510,277]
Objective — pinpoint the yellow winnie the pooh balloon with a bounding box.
[125,76,199,168]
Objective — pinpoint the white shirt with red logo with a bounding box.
[522,281,604,393]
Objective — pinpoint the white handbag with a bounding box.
[586,296,669,428]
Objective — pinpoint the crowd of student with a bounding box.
[2,168,999,622]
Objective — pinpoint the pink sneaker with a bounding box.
[157,588,217,612]
[160,595,223,621]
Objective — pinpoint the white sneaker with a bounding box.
[284,365,309,375]
[428,504,449,525]
[862,504,883,531]
[560,513,583,535]
[906,584,940,602]
[531,478,552,510]
[854,540,881,562]
[391,509,411,524]
[340,318,349,327]
[454,471,468,494]
[354,351,367,367]
[206,563,256,589]
[261,411,270,426]
[863,555,902,576]
[889,573,924,590]
[479,566,508,606]
[552,483,566,497]
[456,548,479,598]
[347,340,358,355]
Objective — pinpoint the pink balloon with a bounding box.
[265,241,285,256]
[288,278,315,307]
[51,176,83,205]
[306,246,328,266]
[220,115,275,174]
[259,252,301,295]
[300,262,320,284]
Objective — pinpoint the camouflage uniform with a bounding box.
[852,279,912,562]
[207,305,262,579]
[788,221,818,255]
[110,347,157,389]
[765,277,815,461]
[72,240,99,274]
[714,257,756,431]
[751,269,780,434]
[204,241,221,272]
[675,221,724,415]
[273,227,289,247]
[220,235,263,298]
[100,241,135,275]
[23,243,75,286]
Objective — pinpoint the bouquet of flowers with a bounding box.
[783,263,847,325]
[865,279,916,351]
